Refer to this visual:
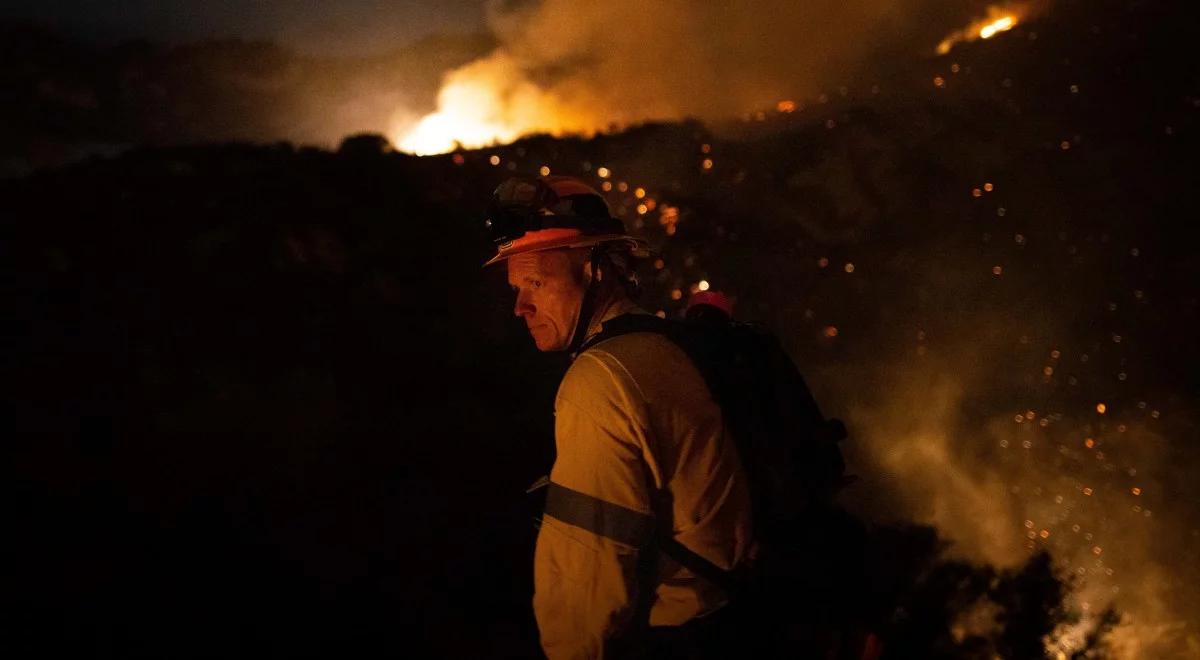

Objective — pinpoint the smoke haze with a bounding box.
[396,0,1028,148]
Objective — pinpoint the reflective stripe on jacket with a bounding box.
[533,320,753,660]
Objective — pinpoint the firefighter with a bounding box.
[485,176,753,659]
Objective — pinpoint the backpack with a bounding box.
[579,311,869,654]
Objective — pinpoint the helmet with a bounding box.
[482,176,650,267]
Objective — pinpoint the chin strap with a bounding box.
[567,248,603,357]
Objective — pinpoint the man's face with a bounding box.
[506,250,587,352]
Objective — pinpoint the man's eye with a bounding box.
[530,281,543,289]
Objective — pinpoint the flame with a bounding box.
[393,53,600,155]
[980,15,1018,39]
[937,6,1024,56]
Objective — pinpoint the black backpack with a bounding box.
[579,310,866,644]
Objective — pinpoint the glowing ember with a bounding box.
[937,6,1024,55]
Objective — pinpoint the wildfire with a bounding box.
[393,53,599,156]
[937,6,1024,55]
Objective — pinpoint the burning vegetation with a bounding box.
[395,2,1040,155]
[936,4,1029,55]
[392,0,913,154]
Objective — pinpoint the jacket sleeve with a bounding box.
[534,351,655,660]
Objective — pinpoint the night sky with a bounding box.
[0,0,489,55]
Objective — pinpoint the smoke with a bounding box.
[821,251,1199,655]
[395,0,1011,152]
[846,367,1196,655]
[484,0,892,118]
[0,23,493,171]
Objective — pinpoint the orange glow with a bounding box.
[1085,438,1095,449]
[936,6,1024,55]
[823,326,839,338]
[980,16,1017,39]
[1131,487,1142,496]
[539,165,551,176]
[597,167,611,178]
[393,53,603,155]
[777,100,797,113]
[701,158,714,170]
[1096,403,1107,414]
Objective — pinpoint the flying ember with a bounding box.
[937,5,1024,55]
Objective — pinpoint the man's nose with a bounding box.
[513,292,535,318]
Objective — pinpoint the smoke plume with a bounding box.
[395,0,1014,152]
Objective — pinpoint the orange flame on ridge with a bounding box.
[937,5,1025,56]
[393,53,602,155]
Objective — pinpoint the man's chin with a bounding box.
[533,338,566,352]
[530,329,566,352]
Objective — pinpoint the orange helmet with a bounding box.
[482,176,650,267]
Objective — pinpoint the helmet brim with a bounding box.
[482,234,652,268]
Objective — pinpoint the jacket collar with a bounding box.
[571,297,646,358]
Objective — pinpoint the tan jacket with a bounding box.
[533,307,754,660]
